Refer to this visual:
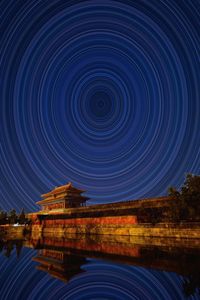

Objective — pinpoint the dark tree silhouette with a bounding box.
[18,208,26,224]
[0,210,7,225]
[168,174,200,222]
[0,208,29,225]
[8,209,17,224]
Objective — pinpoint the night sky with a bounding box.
[1,0,200,212]
[0,1,200,299]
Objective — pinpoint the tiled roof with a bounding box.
[41,182,85,198]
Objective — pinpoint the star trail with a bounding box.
[0,0,200,299]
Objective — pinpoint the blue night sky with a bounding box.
[1,1,199,212]
[0,1,200,299]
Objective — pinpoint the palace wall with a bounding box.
[42,215,137,226]
[30,196,181,237]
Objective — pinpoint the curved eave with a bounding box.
[36,197,89,206]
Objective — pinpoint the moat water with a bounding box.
[0,232,200,300]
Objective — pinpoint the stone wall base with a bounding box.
[31,223,200,239]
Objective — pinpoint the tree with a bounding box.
[0,209,7,225]
[18,208,26,224]
[168,174,200,222]
[8,209,17,224]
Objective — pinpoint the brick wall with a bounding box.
[42,215,137,226]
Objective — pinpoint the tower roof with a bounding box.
[41,182,86,198]
[36,182,88,206]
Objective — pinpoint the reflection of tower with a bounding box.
[33,249,86,282]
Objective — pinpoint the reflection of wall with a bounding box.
[31,235,200,279]
[34,236,140,258]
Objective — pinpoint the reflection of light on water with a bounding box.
[0,233,200,298]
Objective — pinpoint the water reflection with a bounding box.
[0,232,200,298]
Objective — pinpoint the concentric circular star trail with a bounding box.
[0,1,199,298]
[1,0,199,211]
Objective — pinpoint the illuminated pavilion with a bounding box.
[36,182,89,212]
